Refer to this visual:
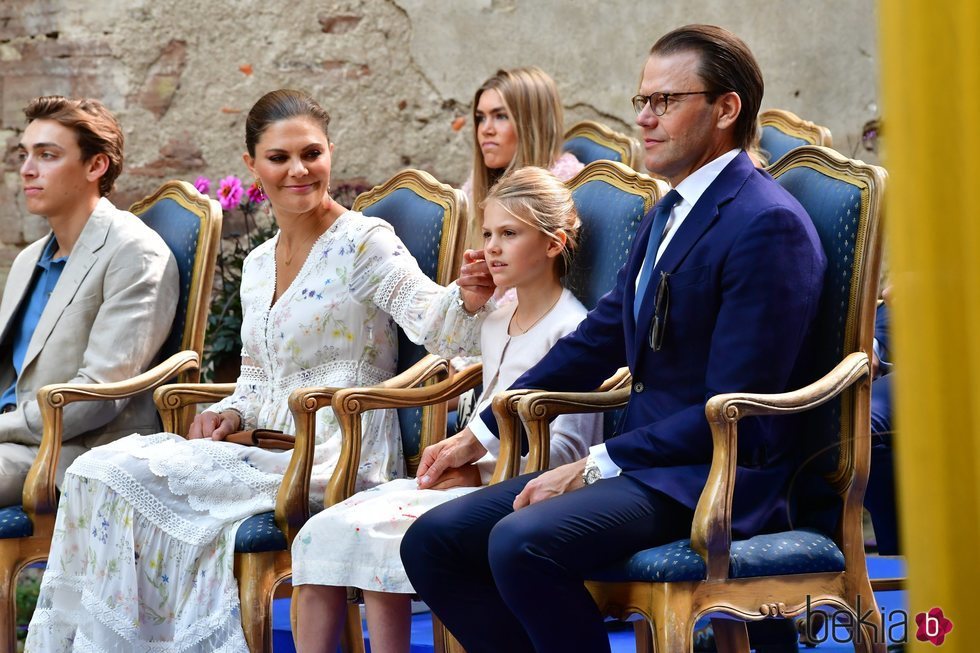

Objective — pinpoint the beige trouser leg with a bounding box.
[0,441,88,507]
[0,442,37,507]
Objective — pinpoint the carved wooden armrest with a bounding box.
[692,351,871,580]
[377,354,452,390]
[270,384,341,545]
[25,351,200,518]
[323,358,470,505]
[519,387,631,474]
[153,382,237,434]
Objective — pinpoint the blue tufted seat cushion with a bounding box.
[0,505,33,539]
[234,511,287,553]
[589,529,844,583]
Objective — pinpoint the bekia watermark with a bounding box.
[801,595,953,646]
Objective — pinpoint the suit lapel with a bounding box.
[22,201,113,369]
[632,152,755,356]
[0,237,49,344]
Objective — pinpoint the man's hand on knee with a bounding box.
[513,458,587,510]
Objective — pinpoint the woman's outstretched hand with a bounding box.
[187,410,241,441]
[417,428,487,488]
[457,249,495,313]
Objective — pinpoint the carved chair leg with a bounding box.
[339,602,366,653]
[656,614,693,653]
[633,619,655,653]
[236,553,277,653]
[432,613,467,653]
[712,618,750,653]
[0,546,19,653]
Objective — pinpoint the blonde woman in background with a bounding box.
[462,67,583,250]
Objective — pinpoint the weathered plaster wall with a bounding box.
[0,0,877,283]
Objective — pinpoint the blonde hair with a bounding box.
[483,166,580,278]
[470,67,565,247]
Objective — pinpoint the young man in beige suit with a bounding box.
[0,96,179,506]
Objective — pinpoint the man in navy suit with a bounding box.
[402,25,826,653]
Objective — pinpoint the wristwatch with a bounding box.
[582,456,602,485]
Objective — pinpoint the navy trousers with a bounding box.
[401,472,692,653]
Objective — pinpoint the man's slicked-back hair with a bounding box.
[650,24,763,150]
[24,96,124,197]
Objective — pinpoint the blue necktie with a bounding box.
[633,189,681,321]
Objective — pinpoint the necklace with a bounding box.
[511,290,563,334]
[278,231,320,266]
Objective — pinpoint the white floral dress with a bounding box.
[26,211,485,652]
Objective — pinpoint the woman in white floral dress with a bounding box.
[25,89,491,653]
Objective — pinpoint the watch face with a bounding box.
[584,464,601,485]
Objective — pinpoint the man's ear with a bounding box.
[85,153,110,184]
[715,91,742,132]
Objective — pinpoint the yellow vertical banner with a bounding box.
[879,1,980,650]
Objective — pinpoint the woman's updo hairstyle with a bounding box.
[245,89,331,156]
[483,166,580,278]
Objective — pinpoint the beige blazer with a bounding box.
[0,197,179,455]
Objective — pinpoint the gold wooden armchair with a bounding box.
[154,169,466,652]
[503,146,886,653]
[759,108,834,164]
[564,120,643,170]
[0,180,221,649]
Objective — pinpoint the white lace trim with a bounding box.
[68,456,223,545]
[31,573,246,652]
[72,437,281,535]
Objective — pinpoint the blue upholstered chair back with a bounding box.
[566,161,665,311]
[759,126,810,164]
[759,109,833,165]
[566,161,665,437]
[769,146,883,518]
[564,136,625,166]
[130,181,221,383]
[353,171,465,470]
[563,120,640,170]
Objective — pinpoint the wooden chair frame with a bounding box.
[564,120,643,170]
[498,147,886,653]
[0,180,221,651]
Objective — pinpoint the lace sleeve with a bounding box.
[350,222,489,358]
[207,351,268,429]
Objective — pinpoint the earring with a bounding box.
[255,179,263,191]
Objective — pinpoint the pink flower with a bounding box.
[246,181,266,204]
[193,176,211,195]
[217,176,244,211]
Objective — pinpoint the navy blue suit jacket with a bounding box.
[477,152,827,537]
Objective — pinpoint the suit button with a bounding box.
[633,382,644,393]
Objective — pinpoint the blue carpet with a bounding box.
[272,556,908,652]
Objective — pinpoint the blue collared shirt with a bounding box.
[1,236,68,411]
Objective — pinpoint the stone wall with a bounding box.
[0,0,878,284]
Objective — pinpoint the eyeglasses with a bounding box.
[631,91,713,116]
[649,271,669,351]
